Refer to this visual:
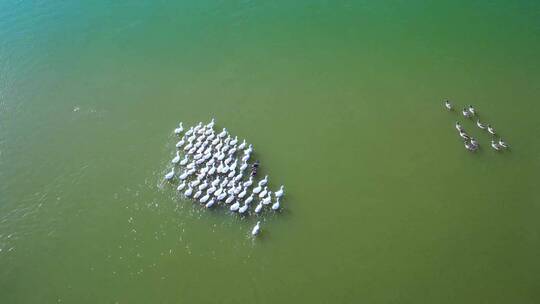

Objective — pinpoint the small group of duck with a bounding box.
[163,119,286,237]
[444,99,509,152]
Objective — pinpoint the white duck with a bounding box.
[238,203,249,214]
[217,192,227,201]
[215,142,223,151]
[258,187,268,198]
[179,155,189,166]
[244,194,254,205]
[271,197,281,210]
[174,122,184,135]
[230,201,240,212]
[258,175,268,187]
[206,118,215,128]
[176,139,185,148]
[179,171,189,180]
[218,128,228,138]
[444,99,452,110]
[225,195,235,204]
[253,185,262,194]
[239,161,248,172]
[176,182,186,191]
[199,181,208,190]
[262,193,272,205]
[184,186,193,197]
[251,221,261,236]
[233,173,243,183]
[238,140,246,150]
[193,190,202,199]
[487,125,496,135]
[196,125,205,135]
[275,186,285,198]
[220,178,229,188]
[200,193,210,203]
[205,198,216,208]
[455,122,463,131]
[234,184,242,195]
[243,177,253,188]
[190,179,201,187]
[255,203,263,214]
[238,188,247,199]
[230,136,238,146]
[216,162,224,174]
[218,152,225,161]
[207,165,216,176]
[491,140,501,151]
[498,138,509,148]
[164,168,175,180]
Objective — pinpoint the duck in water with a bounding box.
[455,121,463,132]
[476,119,486,129]
[467,105,476,116]
[459,130,471,140]
[464,140,478,152]
[498,138,509,149]
[251,221,261,236]
[444,99,453,110]
[251,160,259,177]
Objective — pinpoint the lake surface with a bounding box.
[1,1,539,303]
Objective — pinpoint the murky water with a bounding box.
[1,1,539,303]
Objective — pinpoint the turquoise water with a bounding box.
[1,1,540,303]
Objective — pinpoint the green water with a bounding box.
[1,1,540,303]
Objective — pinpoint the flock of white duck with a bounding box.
[444,100,509,152]
[164,119,285,237]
